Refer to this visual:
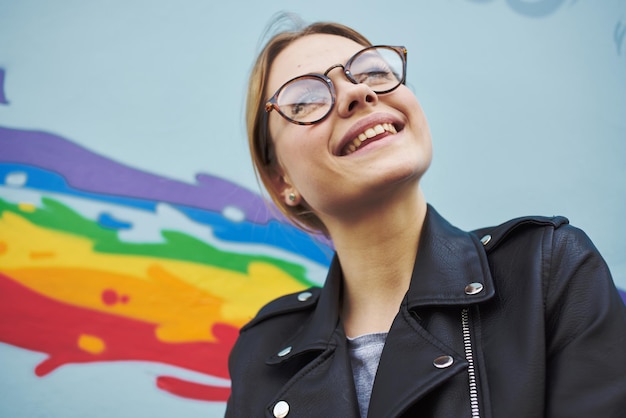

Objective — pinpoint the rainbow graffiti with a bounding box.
[0,125,333,403]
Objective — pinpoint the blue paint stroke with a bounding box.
[0,163,333,266]
[178,206,333,265]
[0,163,157,211]
[98,213,133,230]
[0,125,275,225]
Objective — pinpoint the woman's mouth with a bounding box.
[341,123,398,156]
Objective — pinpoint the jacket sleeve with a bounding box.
[543,224,626,417]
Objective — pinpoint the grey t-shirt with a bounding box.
[347,332,388,417]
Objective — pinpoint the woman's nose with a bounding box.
[334,78,379,117]
[325,66,379,118]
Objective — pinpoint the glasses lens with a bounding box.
[276,76,333,123]
[348,47,404,93]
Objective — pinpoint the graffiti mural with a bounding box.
[0,75,333,406]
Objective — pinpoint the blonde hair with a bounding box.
[246,17,371,235]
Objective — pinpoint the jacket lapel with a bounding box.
[265,258,344,366]
[264,259,361,417]
[265,328,361,417]
[368,206,494,416]
[367,306,469,417]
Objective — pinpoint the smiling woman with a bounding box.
[263,33,432,240]
[226,16,626,418]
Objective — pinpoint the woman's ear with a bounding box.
[268,166,301,207]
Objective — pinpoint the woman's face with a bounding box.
[266,34,433,222]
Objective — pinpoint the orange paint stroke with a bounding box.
[0,272,235,401]
[77,334,106,354]
[29,251,56,260]
[5,265,243,343]
[0,212,307,330]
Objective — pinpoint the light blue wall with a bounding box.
[1,1,624,416]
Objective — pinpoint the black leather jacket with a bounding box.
[226,206,626,417]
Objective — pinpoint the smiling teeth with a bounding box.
[344,123,397,155]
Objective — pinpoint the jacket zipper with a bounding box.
[462,308,481,418]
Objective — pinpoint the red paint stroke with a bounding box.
[157,376,231,402]
[101,288,130,306]
[0,272,236,401]
[101,289,118,305]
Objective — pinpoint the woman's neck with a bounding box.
[324,187,428,337]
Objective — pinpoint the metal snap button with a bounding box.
[273,400,290,417]
[297,291,313,302]
[480,234,492,246]
[433,355,454,369]
[464,282,484,295]
[277,346,292,357]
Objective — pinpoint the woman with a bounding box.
[226,19,626,418]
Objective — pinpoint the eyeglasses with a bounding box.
[265,45,407,125]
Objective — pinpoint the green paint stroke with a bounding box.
[0,197,315,286]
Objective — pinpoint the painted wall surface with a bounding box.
[1,1,624,417]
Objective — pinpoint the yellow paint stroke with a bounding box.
[18,203,37,213]
[78,334,106,354]
[0,212,306,342]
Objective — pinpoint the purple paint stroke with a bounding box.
[0,126,274,224]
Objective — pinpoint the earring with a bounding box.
[288,192,296,202]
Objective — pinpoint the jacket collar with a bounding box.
[266,257,343,364]
[406,204,494,308]
[267,205,494,364]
